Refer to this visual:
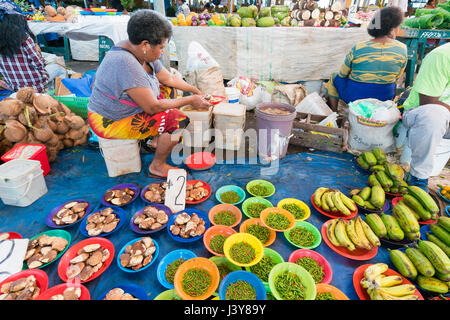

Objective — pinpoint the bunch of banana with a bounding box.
[350,185,385,210]
[356,149,387,171]
[425,216,450,257]
[401,186,440,221]
[326,216,380,252]
[313,187,357,216]
[364,212,421,242]
[360,263,419,300]
[388,240,450,294]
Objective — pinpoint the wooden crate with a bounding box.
[290,112,349,154]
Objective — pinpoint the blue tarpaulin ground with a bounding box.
[0,146,403,300]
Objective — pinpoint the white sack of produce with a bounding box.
[295,92,333,116]
[185,41,226,97]
[227,76,267,110]
[348,98,400,153]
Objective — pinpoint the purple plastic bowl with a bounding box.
[46,199,93,229]
[130,204,173,234]
[102,183,140,207]
[140,181,165,205]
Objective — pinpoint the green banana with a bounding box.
[388,249,418,279]
[340,192,357,212]
[405,231,421,241]
[362,151,377,166]
[416,275,449,294]
[417,240,450,275]
[326,219,341,247]
[376,171,393,189]
[370,185,385,209]
[369,173,382,187]
[358,216,380,247]
[390,187,399,194]
[435,270,450,282]
[392,200,420,233]
[438,216,450,233]
[404,246,435,277]
[364,201,377,210]
[346,218,364,249]
[406,186,439,215]
[403,194,432,221]
[314,187,329,207]
[349,189,361,197]
[357,156,370,170]
[365,213,387,238]
[372,148,386,163]
[331,191,351,216]
[381,213,405,241]
[367,288,385,300]
[385,163,405,181]
[334,219,356,251]
[359,187,371,201]
[426,232,450,257]
[370,165,385,172]
[430,224,450,247]
[352,194,365,207]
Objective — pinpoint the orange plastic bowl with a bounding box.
[173,257,220,300]
[203,225,237,256]
[260,207,296,232]
[315,284,349,300]
[239,218,276,247]
[208,203,242,228]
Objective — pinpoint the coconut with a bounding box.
[46,132,60,147]
[45,5,57,17]
[33,94,59,115]
[65,128,84,141]
[47,118,57,132]
[63,139,74,148]
[55,140,65,151]
[4,120,27,142]
[55,120,69,134]
[0,99,24,117]
[33,118,54,143]
[16,87,36,104]
[27,131,41,145]
[46,146,58,163]
[0,138,13,155]
[65,114,85,130]
[73,134,88,147]
[17,105,38,128]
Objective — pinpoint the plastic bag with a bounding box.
[227,76,264,111]
[186,41,220,72]
[61,74,94,97]
[295,92,333,116]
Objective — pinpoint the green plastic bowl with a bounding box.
[209,256,242,296]
[153,289,182,300]
[215,185,246,205]
[284,220,322,250]
[242,197,273,219]
[268,262,316,300]
[22,229,72,270]
[246,180,276,198]
[245,247,285,285]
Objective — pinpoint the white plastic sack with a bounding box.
[227,77,264,111]
[295,92,333,116]
[348,98,401,153]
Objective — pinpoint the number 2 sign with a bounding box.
[164,169,187,213]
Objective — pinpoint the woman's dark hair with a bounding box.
[367,7,404,38]
[127,9,173,47]
[0,14,36,57]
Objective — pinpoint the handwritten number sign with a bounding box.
[0,239,29,282]
[164,169,187,213]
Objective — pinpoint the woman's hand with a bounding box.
[190,95,212,109]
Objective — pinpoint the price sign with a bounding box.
[164,169,187,213]
[0,239,29,282]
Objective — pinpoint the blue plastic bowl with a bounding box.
[215,185,246,205]
[156,249,197,289]
[116,237,160,273]
[79,206,127,238]
[219,270,266,300]
[96,283,149,300]
[166,208,210,243]
[439,189,450,204]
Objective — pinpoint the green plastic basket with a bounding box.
[48,90,89,119]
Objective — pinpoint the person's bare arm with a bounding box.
[419,93,450,112]
[156,67,202,95]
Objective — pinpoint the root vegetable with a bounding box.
[4,120,27,142]
[311,8,320,20]
[305,0,317,11]
[55,140,64,151]
[0,99,24,117]
[16,87,36,104]
[65,115,85,130]
[301,10,311,20]
[325,10,334,20]
[27,132,41,145]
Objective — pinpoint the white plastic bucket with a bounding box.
[181,106,213,147]
[225,87,240,104]
[213,103,246,150]
[98,137,142,177]
[0,159,47,207]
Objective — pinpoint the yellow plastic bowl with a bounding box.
[260,207,296,232]
[239,218,276,247]
[223,233,264,268]
[277,198,311,221]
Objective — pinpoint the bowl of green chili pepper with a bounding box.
[223,233,264,267]
[208,203,242,228]
[277,198,311,221]
[156,249,197,289]
[239,218,276,247]
[284,221,322,249]
[246,180,276,198]
[315,283,349,300]
[242,197,273,219]
[245,247,284,285]
[268,262,316,300]
[288,249,332,284]
[209,256,242,297]
[203,225,237,256]
[153,289,183,300]
[215,185,246,205]
[260,207,296,232]
[219,270,267,300]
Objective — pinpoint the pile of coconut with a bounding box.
[0,87,90,162]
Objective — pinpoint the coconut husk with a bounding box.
[0,138,13,156]
[33,94,60,115]
[16,87,36,104]
[65,128,84,141]
[27,131,41,145]
[55,119,69,135]
[17,105,38,128]
[55,140,64,152]
[59,103,72,116]
[73,134,88,147]
[65,114,85,130]
[63,139,74,148]
[4,120,27,142]
[33,118,54,143]
[46,146,58,163]
[47,118,57,132]
[46,132,60,147]
[0,99,24,117]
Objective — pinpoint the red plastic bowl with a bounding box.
[36,283,90,300]
[57,237,115,283]
[0,232,22,239]
[185,152,216,171]
[352,264,424,300]
[391,197,437,225]
[186,180,212,204]
[0,269,48,299]
[288,249,333,284]
[321,219,378,261]
[310,194,357,220]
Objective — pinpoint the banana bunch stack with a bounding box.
[350,185,385,211]
[356,148,387,170]
[426,216,450,257]
[326,216,380,251]
[360,263,420,300]
[401,186,440,222]
[313,187,357,216]
[364,208,421,242]
[389,236,450,294]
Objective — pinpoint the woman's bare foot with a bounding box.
[148,162,184,178]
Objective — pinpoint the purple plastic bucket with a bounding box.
[255,103,297,160]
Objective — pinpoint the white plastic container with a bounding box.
[213,102,246,150]
[0,159,47,207]
[98,137,142,177]
[225,87,240,104]
[180,105,213,147]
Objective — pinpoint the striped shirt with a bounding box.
[0,36,49,93]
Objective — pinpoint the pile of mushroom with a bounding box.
[0,275,40,300]
[52,201,89,226]
[50,287,82,300]
[0,87,90,162]
[143,182,167,203]
[186,181,209,201]
[169,212,206,239]
[133,206,169,231]
[119,237,156,271]
[24,235,69,269]
[104,187,135,206]
[85,208,120,236]
[104,288,139,300]
[66,243,111,282]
